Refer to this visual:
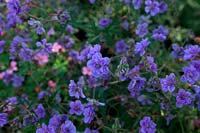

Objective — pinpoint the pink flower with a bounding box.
[0,72,5,79]
[82,67,92,76]
[48,80,56,88]
[48,80,57,93]
[34,53,49,66]
[5,0,10,3]
[52,42,65,53]
[3,105,14,112]
[0,31,5,36]
[9,61,18,72]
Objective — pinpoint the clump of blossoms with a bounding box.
[87,53,110,79]
[0,0,200,133]
[160,73,176,92]
[140,116,157,133]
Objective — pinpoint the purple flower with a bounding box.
[88,44,101,59]
[136,23,149,38]
[123,0,131,6]
[36,123,55,133]
[69,100,84,116]
[23,115,38,127]
[98,18,111,29]
[146,56,157,73]
[66,25,74,33]
[19,47,33,61]
[181,66,199,84]
[60,120,76,133]
[123,0,131,5]
[79,46,91,61]
[158,1,168,13]
[0,14,5,25]
[87,53,110,78]
[128,76,146,98]
[49,115,61,129]
[6,0,23,28]
[68,77,86,99]
[176,89,192,108]
[84,128,99,133]
[28,18,45,35]
[79,44,101,61]
[6,96,17,105]
[83,105,95,124]
[87,76,101,88]
[59,36,74,49]
[183,45,200,60]
[145,0,160,16]
[121,19,129,31]
[135,38,150,56]
[36,39,52,54]
[38,91,51,100]
[36,26,46,35]
[11,74,24,87]
[69,50,79,61]
[3,72,13,86]
[115,40,127,54]
[56,11,71,24]
[47,27,55,36]
[160,73,176,92]
[152,25,168,41]
[132,0,143,10]
[198,102,200,111]
[137,95,152,105]
[140,116,156,133]
[89,0,96,4]
[0,40,5,53]
[171,43,184,59]
[128,65,140,80]
[138,15,151,25]
[34,104,46,119]
[49,114,68,130]
[166,114,175,126]
[9,36,29,60]
[193,86,200,94]
[0,113,8,127]
[7,0,22,15]
[6,14,22,28]
[190,59,200,73]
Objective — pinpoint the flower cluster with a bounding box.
[0,0,199,132]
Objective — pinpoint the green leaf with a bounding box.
[187,0,200,8]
